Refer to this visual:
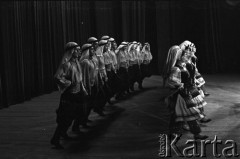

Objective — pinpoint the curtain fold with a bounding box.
[0,0,238,108]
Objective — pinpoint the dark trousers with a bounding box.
[128,65,134,89]
[106,70,115,98]
[86,84,98,116]
[52,91,85,142]
[94,76,108,112]
[128,64,141,89]
[117,67,129,94]
[132,64,142,88]
[73,84,98,128]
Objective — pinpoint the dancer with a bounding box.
[163,45,208,140]
[51,42,88,149]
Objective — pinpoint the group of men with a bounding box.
[50,35,153,149]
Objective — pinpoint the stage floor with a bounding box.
[0,74,240,159]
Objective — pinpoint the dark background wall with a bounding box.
[0,0,239,108]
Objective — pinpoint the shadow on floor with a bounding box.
[114,86,159,102]
[63,105,125,153]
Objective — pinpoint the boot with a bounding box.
[50,138,64,149]
[200,117,212,123]
[204,92,210,96]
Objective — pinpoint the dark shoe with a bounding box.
[93,109,104,116]
[81,123,91,129]
[62,135,76,140]
[94,109,106,116]
[200,117,212,123]
[115,94,121,100]
[87,119,93,123]
[107,100,113,105]
[194,134,208,140]
[130,86,134,92]
[98,111,106,117]
[50,139,64,149]
[72,126,81,133]
[204,92,210,96]
[138,85,143,90]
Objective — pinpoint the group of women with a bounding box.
[50,35,153,149]
[162,40,211,140]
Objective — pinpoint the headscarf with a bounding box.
[116,44,126,53]
[127,43,136,62]
[136,43,141,52]
[54,41,81,92]
[179,40,197,60]
[162,45,182,85]
[96,40,107,56]
[80,44,98,95]
[80,43,92,62]
[141,43,152,61]
[179,40,192,51]
[87,37,98,43]
[54,42,79,77]
[141,44,147,53]
[127,43,135,53]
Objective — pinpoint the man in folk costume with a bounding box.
[141,42,153,79]
[87,37,99,52]
[51,42,88,149]
[95,39,110,115]
[135,42,144,89]
[127,42,135,91]
[124,42,131,93]
[128,41,141,91]
[87,37,107,116]
[78,44,100,127]
[115,42,129,99]
[109,37,118,72]
[101,35,116,103]
[109,37,123,98]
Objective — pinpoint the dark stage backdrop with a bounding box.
[0,0,239,108]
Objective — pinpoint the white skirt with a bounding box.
[175,94,205,122]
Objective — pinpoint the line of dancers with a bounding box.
[50,35,153,149]
[162,40,211,140]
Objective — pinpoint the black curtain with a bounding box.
[0,0,239,108]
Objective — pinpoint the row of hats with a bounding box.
[65,35,150,52]
[82,36,116,52]
[88,36,149,46]
[64,36,111,52]
[87,35,115,43]
[64,42,92,53]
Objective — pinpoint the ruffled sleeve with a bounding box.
[167,67,183,89]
